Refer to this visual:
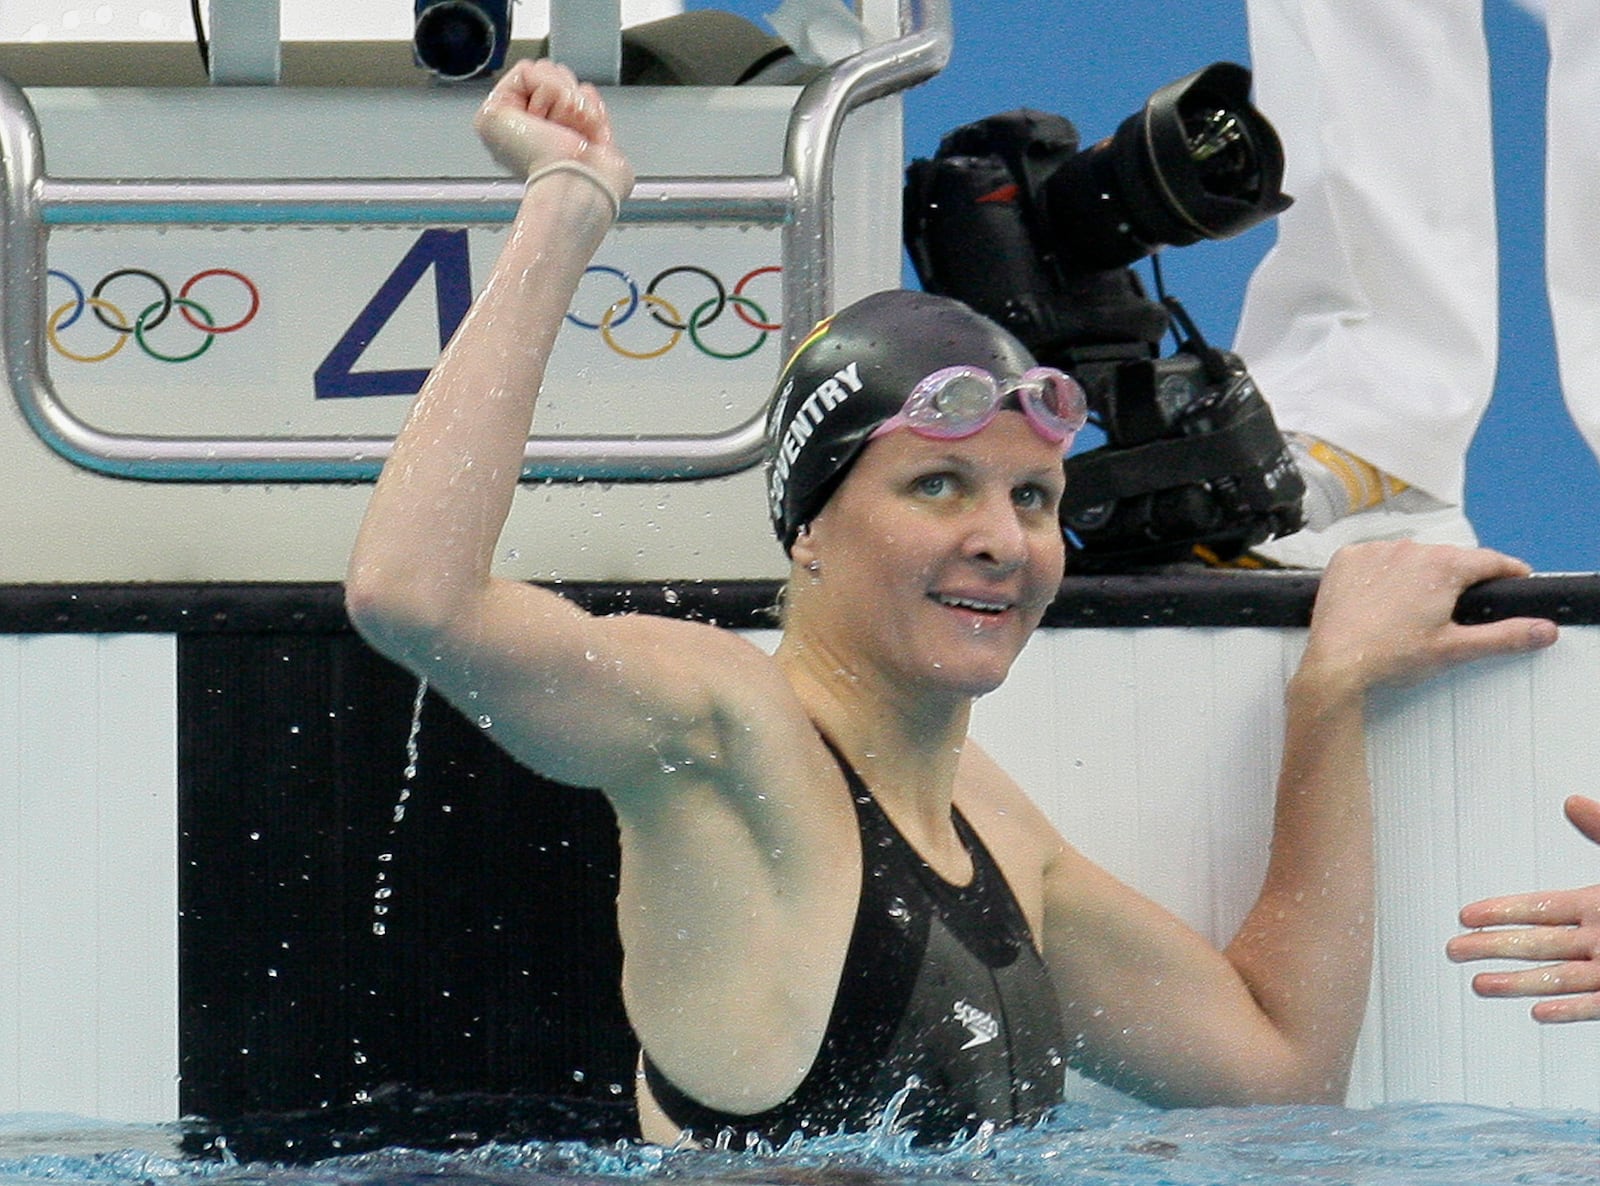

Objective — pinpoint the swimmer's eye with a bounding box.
[1013,482,1058,514]
[912,472,959,500]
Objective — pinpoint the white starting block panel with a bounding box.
[0,0,941,583]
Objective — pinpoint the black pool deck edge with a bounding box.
[3,570,1599,634]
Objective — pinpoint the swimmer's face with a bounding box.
[795,411,1066,698]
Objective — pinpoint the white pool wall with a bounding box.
[6,624,1600,1121]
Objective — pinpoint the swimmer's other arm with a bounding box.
[1039,542,1557,1105]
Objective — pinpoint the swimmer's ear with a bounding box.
[790,522,819,571]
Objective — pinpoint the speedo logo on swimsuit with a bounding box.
[767,360,866,514]
[952,999,1000,1049]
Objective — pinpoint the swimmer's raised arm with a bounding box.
[345,62,786,798]
[1038,541,1558,1105]
[1447,794,1600,1022]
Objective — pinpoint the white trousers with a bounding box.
[1233,1,1600,507]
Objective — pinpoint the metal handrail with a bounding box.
[0,0,951,482]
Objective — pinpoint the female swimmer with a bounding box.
[346,59,1559,1144]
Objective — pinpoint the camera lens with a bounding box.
[1041,62,1290,272]
[1181,105,1265,201]
[414,1,501,80]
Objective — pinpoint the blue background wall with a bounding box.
[714,0,1595,572]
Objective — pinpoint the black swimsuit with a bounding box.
[642,735,1067,1145]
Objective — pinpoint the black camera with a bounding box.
[414,0,511,81]
[1056,302,1306,567]
[904,63,1306,569]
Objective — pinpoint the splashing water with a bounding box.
[370,677,428,938]
[4,1101,1600,1186]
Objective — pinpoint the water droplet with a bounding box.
[372,679,428,938]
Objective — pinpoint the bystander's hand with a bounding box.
[1448,795,1600,1022]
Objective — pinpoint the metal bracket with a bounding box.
[207,0,282,85]
[549,0,621,85]
[0,0,950,482]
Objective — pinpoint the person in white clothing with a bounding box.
[1234,1,1598,566]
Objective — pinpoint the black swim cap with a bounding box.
[765,289,1039,552]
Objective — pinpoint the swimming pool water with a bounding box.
[4,1101,1599,1186]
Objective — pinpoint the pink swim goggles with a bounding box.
[867,365,1089,454]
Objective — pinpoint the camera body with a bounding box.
[904,64,1306,569]
[1058,342,1305,566]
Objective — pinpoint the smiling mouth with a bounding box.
[935,594,1011,615]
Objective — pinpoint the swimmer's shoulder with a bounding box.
[954,740,1072,932]
[591,613,855,833]
[955,740,1064,844]
[955,741,1143,948]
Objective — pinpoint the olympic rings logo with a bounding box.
[46,267,261,363]
[567,264,781,360]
